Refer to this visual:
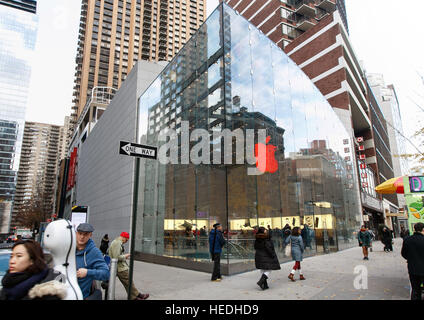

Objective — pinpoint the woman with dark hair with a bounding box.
[284,227,305,282]
[100,234,109,255]
[254,227,280,290]
[382,227,393,252]
[0,240,67,300]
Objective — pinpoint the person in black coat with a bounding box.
[401,222,424,300]
[254,227,281,290]
[382,227,393,252]
[99,234,109,255]
[0,240,67,300]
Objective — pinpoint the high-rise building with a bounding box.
[222,0,402,232]
[0,0,37,233]
[367,73,409,233]
[59,116,72,161]
[60,0,207,216]
[70,0,207,129]
[283,11,400,232]
[220,0,347,50]
[11,122,63,229]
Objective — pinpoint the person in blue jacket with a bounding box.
[209,223,226,282]
[75,223,110,299]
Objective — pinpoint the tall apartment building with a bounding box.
[59,116,71,160]
[60,0,207,218]
[220,0,347,50]
[284,12,401,231]
[367,73,409,233]
[223,0,401,232]
[70,0,207,129]
[0,0,38,233]
[11,122,63,229]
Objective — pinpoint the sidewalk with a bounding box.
[113,238,410,300]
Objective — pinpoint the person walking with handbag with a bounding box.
[285,227,305,281]
[75,223,110,300]
[209,223,226,282]
[254,227,280,290]
[401,222,424,300]
[358,225,372,260]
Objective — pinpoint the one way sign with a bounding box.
[119,141,157,160]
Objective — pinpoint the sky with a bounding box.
[25,0,424,166]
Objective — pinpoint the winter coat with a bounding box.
[254,233,281,270]
[76,238,110,299]
[100,237,109,255]
[282,225,291,238]
[108,237,129,273]
[0,268,67,300]
[358,230,372,247]
[401,232,424,276]
[209,229,225,254]
[285,235,304,261]
[382,230,393,245]
[301,226,313,246]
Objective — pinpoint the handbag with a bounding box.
[285,242,291,256]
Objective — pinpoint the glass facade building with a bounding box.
[0,3,37,232]
[133,3,361,274]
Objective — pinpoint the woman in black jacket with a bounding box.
[100,234,110,255]
[0,240,66,300]
[382,227,393,252]
[254,227,281,290]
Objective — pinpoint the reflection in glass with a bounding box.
[134,3,361,272]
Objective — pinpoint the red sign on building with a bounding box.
[66,147,78,191]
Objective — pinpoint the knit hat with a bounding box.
[120,232,130,239]
[213,223,221,228]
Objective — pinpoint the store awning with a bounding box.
[375,176,404,194]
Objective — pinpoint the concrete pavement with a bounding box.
[113,238,410,300]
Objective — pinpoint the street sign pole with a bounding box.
[128,156,140,300]
[120,140,156,299]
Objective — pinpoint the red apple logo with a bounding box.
[255,136,278,173]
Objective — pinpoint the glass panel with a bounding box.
[133,2,361,274]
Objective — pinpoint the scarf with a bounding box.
[1,268,48,300]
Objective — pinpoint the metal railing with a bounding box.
[106,258,118,300]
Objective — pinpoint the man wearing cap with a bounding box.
[75,223,110,299]
[209,223,226,282]
[108,232,149,300]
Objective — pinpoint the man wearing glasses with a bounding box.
[75,223,109,299]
